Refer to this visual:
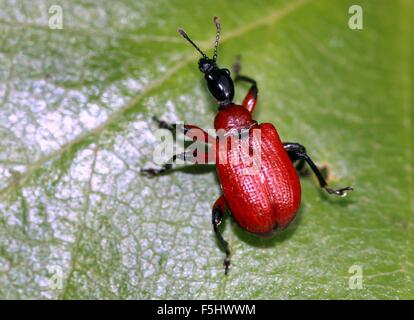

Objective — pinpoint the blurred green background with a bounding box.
[0,0,413,299]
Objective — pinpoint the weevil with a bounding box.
[141,17,353,274]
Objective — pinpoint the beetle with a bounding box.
[141,17,353,275]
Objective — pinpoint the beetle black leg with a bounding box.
[153,115,175,131]
[283,142,353,197]
[212,195,231,275]
[140,148,211,176]
[232,56,258,113]
[235,75,257,88]
[153,116,215,144]
[140,151,193,176]
[237,75,258,113]
[283,142,307,174]
[232,55,242,76]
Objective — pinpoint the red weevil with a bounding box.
[142,17,353,274]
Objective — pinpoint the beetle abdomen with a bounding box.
[216,123,301,234]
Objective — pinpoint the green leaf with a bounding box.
[0,0,413,299]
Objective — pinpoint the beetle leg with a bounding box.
[283,142,353,197]
[232,56,258,113]
[153,116,215,144]
[283,142,307,174]
[140,149,209,176]
[238,76,258,113]
[212,195,231,275]
[232,55,242,75]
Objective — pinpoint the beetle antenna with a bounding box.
[213,16,221,62]
[178,28,207,58]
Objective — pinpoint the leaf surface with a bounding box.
[0,0,413,299]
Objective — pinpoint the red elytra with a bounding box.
[142,17,353,274]
[214,104,301,234]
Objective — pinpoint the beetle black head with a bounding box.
[178,16,234,105]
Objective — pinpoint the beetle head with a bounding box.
[178,17,234,105]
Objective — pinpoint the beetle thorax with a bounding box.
[214,104,254,131]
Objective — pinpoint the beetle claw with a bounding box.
[325,186,353,197]
[140,164,172,177]
[224,256,231,275]
[223,246,231,275]
[152,116,175,131]
[139,168,157,177]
